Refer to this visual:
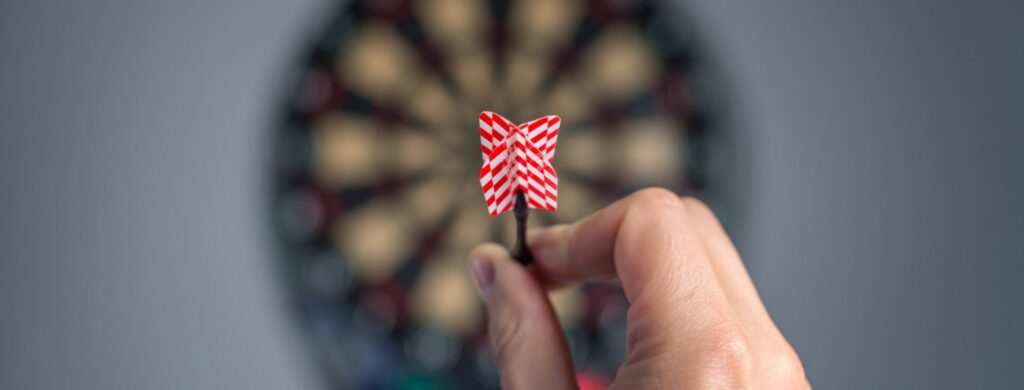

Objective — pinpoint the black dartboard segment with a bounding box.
[273,0,719,388]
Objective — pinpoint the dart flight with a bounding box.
[479,111,560,217]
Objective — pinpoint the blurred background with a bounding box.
[1,0,1022,389]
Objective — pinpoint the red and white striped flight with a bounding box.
[479,111,560,217]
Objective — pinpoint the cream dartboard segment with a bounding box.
[479,111,560,216]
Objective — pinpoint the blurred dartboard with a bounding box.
[273,0,720,388]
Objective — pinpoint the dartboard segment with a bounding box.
[274,0,718,387]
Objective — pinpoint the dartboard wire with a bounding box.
[390,165,470,198]
[419,181,474,255]
[391,189,463,288]
[326,80,469,156]
[486,0,515,118]
[329,10,478,156]
[329,164,464,215]
[399,116,471,156]
[560,129,697,197]
[499,34,682,226]
[503,10,606,116]
[506,0,674,119]
[354,0,508,114]
[392,9,487,107]
[422,0,533,126]
[421,172,478,246]
[393,173,480,289]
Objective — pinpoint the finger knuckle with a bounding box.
[621,187,685,228]
[629,187,682,210]
[680,196,723,230]
[680,196,713,217]
[614,187,695,280]
[769,347,810,389]
[698,326,756,388]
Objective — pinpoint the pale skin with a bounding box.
[468,188,810,389]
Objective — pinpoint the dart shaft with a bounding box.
[512,190,532,265]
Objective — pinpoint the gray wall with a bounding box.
[1,0,1020,389]
[682,1,1024,388]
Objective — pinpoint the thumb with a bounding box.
[469,243,577,390]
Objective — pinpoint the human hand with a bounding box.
[468,188,809,389]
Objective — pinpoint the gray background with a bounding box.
[1,0,1021,389]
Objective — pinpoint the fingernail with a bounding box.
[470,257,495,299]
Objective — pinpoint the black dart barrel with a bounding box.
[511,190,532,265]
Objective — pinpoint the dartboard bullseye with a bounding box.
[272,0,719,387]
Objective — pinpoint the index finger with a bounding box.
[527,188,717,303]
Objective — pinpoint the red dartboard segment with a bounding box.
[479,111,559,217]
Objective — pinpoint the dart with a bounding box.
[479,111,560,264]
